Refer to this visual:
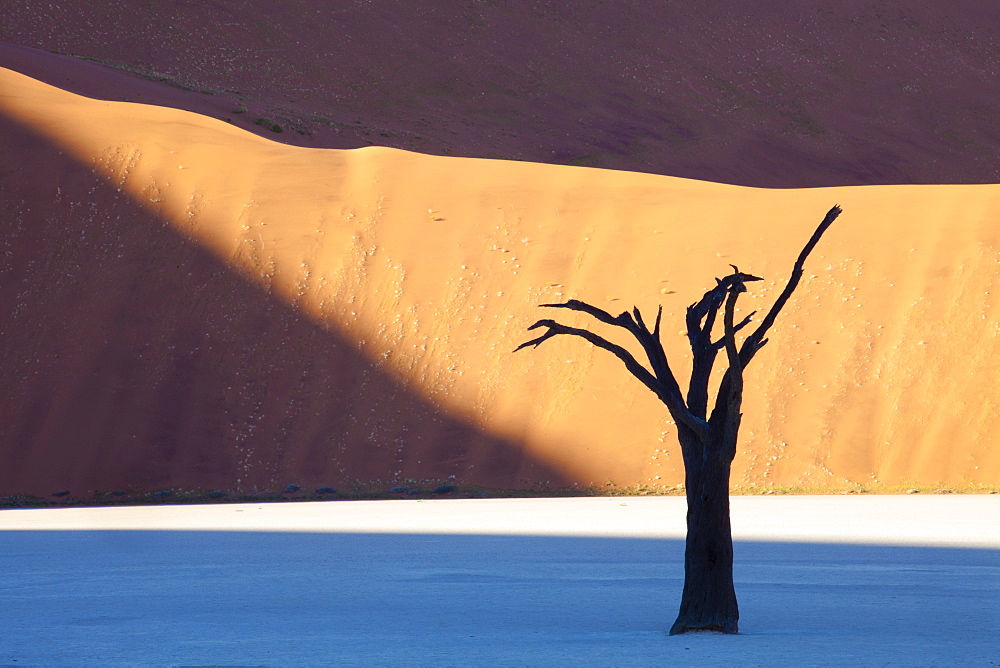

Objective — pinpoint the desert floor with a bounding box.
[1,495,997,665]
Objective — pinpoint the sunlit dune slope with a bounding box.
[2,68,998,496]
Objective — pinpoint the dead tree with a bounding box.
[516,205,842,635]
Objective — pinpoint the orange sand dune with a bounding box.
[1,68,998,497]
[3,0,1000,187]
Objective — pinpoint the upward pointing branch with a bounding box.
[516,205,842,449]
[704,204,842,433]
[739,204,842,364]
[722,280,745,403]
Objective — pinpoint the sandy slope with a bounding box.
[1,67,998,496]
[2,0,1000,187]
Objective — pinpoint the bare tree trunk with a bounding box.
[670,429,738,634]
[516,205,843,637]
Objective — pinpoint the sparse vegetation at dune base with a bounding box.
[2,481,996,509]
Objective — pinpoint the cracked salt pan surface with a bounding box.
[0,496,997,665]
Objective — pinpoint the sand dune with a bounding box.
[2,0,999,186]
[1,67,998,497]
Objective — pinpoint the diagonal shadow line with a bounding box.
[0,104,574,498]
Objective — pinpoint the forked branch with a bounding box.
[516,318,658,392]
[516,302,709,441]
[517,205,842,450]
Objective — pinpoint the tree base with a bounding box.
[669,621,739,636]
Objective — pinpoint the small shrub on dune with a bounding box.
[254,117,283,133]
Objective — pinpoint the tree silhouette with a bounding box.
[516,205,843,634]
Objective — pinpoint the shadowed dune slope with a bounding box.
[0,71,570,497]
[1,0,999,187]
[2,68,998,496]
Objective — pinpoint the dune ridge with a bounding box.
[1,67,998,497]
[2,0,999,187]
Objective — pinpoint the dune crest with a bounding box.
[3,0,1000,187]
[2,67,998,496]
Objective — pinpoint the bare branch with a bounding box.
[513,322,561,352]
[685,270,757,416]
[630,306,676,392]
[517,302,709,441]
[721,283,744,403]
[706,277,752,457]
[740,204,842,365]
[540,300,625,328]
[686,284,726,346]
[539,300,680,390]
[711,310,756,350]
[684,283,727,418]
[632,306,647,331]
[685,270,759,346]
[516,318,660,391]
